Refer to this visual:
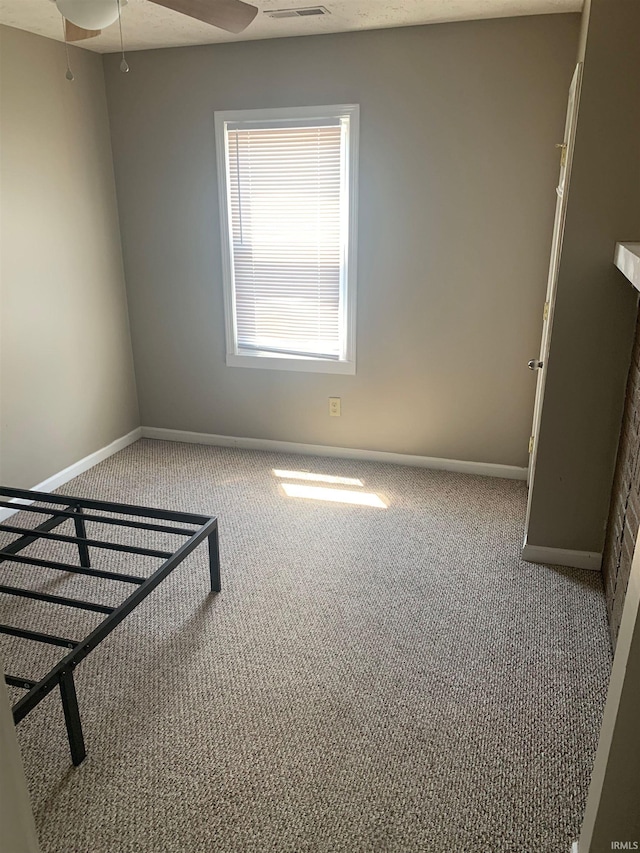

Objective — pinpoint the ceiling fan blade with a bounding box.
[64,19,102,41]
[146,0,258,34]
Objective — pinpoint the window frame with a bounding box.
[214,104,359,375]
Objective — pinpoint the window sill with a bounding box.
[226,352,356,375]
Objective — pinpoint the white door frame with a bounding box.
[525,63,584,530]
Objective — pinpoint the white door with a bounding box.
[525,63,583,520]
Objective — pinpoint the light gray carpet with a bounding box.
[1,439,612,853]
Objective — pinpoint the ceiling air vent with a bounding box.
[265,6,330,19]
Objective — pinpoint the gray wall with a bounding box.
[0,26,139,489]
[103,15,579,466]
[0,659,40,853]
[526,0,640,553]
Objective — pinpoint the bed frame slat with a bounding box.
[0,584,114,615]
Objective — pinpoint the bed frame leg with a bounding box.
[59,670,86,766]
[208,527,221,593]
[72,505,91,568]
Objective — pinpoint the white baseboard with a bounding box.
[0,427,142,521]
[522,538,602,572]
[140,427,528,480]
[571,842,579,853]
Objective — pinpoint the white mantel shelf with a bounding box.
[614,242,640,291]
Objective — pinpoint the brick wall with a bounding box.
[602,305,640,647]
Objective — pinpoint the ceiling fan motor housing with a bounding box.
[55,0,128,31]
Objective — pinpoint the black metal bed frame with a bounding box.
[0,486,220,767]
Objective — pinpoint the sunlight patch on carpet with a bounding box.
[280,482,387,507]
[273,469,364,487]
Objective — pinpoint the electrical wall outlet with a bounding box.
[329,397,341,417]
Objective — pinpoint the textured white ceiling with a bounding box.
[0,0,581,53]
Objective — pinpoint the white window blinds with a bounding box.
[225,119,347,360]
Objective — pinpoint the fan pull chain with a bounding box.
[61,17,74,80]
[117,0,129,72]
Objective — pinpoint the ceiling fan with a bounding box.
[54,0,259,42]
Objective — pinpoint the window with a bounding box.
[215,104,359,374]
